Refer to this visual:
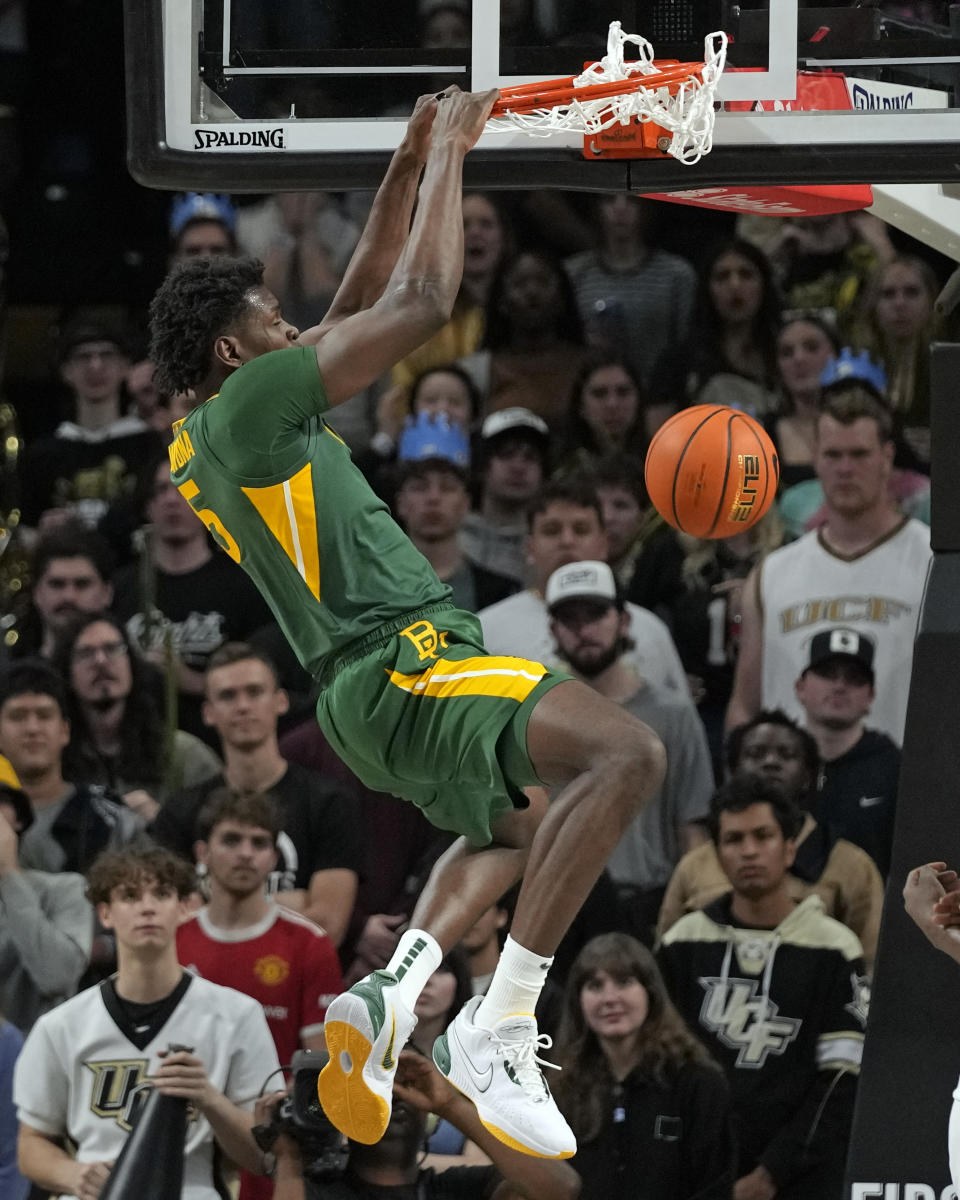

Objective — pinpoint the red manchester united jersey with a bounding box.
[176,903,342,1068]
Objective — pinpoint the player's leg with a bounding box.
[433,678,665,1158]
[317,796,546,1146]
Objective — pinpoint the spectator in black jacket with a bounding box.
[795,626,899,877]
[659,776,868,1200]
[552,932,734,1200]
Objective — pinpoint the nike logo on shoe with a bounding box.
[381,1012,397,1070]
[859,795,884,807]
[452,1023,494,1092]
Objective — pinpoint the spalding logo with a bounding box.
[193,128,286,150]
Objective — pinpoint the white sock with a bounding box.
[474,935,552,1029]
[385,929,443,1009]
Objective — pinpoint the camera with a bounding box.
[254,1049,349,1183]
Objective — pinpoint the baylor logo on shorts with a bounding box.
[698,977,801,1068]
[84,1059,150,1130]
[400,619,449,661]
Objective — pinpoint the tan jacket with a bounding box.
[656,814,883,968]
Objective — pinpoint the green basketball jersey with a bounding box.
[168,346,449,677]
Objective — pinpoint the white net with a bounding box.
[486,22,728,165]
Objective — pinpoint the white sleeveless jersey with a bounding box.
[13,972,280,1200]
[760,518,931,745]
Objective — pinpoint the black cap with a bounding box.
[58,319,129,365]
[805,627,875,682]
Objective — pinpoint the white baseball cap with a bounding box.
[545,560,618,611]
[480,407,549,442]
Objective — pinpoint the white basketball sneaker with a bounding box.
[317,970,417,1144]
[432,995,576,1159]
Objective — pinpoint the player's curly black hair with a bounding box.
[148,255,265,397]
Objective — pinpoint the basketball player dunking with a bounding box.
[146,87,665,1160]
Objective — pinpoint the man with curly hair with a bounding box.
[13,844,279,1199]
[147,88,666,1162]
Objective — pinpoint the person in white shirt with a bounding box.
[727,382,931,744]
[14,843,279,1200]
[479,475,691,698]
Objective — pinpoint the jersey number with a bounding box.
[177,479,241,563]
[177,463,321,600]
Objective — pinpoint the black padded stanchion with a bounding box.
[99,1083,188,1200]
[845,344,960,1197]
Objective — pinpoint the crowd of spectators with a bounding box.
[0,3,952,1194]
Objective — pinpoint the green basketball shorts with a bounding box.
[315,604,570,845]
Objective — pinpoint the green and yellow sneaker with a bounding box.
[317,970,417,1144]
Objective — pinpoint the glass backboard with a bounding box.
[125,1,960,196]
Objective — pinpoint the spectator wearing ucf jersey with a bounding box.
[659,777,868,1200]
[14,844,280,1200]
[657,709,884,969]
[726,383,931,746]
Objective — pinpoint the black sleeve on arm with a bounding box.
[758,951,865,1189]
[306,779,364,875]
[679,1065,737,1200]
[758,1069,857,1189]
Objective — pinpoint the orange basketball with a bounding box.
[644,405,779,538]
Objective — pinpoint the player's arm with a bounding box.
[18,1123,112,1199]
[299,94,438,340]
[310,88,498,408]
[725,563,763,732]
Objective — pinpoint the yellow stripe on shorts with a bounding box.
[387,655,546,702]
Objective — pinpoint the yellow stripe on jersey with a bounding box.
[387,655,546,702]
[241,463,322,600]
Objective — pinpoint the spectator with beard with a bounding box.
[5,526,114,662]
[0,660,141,875]
[152,642,361,947]
[112,456,274,746]
[795,628,900,879]
[546,561,713,944]
[52,611,221,825]
[479,476,689,697]
[657,710,883,968]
